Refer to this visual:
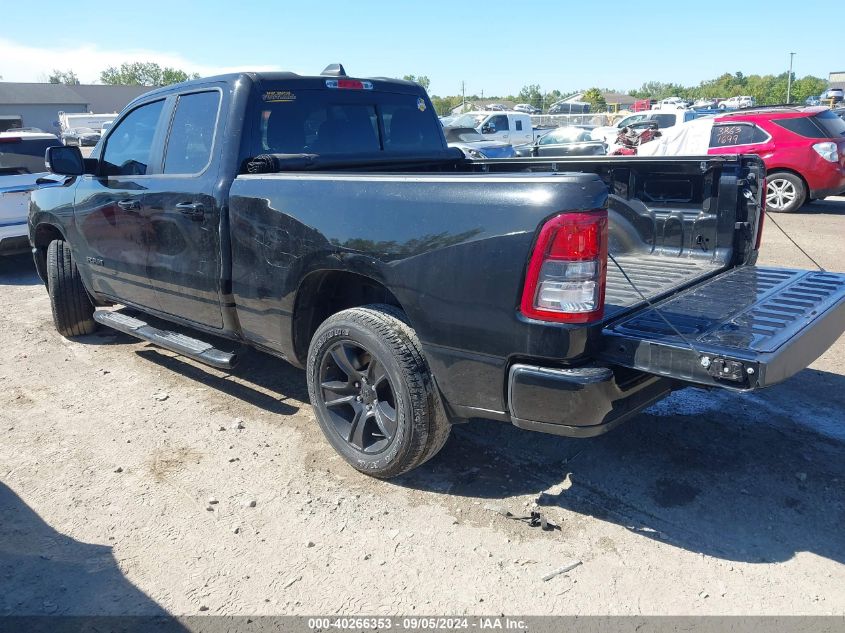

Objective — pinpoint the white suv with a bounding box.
[0,132,62,255]
[719,96,755,110]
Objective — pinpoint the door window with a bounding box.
[163,91,221,174]
[101,100,165,176]
[652,114,678,129]
[515,120,523,131]
[709,124,770,148]
[489,115,509,132]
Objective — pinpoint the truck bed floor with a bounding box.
[605,254,723,314]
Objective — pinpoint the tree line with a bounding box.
[44,66,829,114]
[409,71,830,115]
[47,62,199,86]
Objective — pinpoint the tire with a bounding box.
[46,239,97,337]
[307,304,451,478]
[766,172,806,213]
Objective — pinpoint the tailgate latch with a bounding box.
[700,356,751,384]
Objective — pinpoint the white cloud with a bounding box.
[0,37,283,83]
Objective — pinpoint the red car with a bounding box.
[709,106,845,212]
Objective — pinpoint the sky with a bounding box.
[0,0,837,96]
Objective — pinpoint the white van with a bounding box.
[447,111,534,146]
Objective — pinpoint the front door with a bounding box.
[73,99,167,309]
[144,89,224,329]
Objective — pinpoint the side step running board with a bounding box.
[93,311,238,370]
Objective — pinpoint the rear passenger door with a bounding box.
[144,89,224,329]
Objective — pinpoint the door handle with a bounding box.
[175,202,205,221]
[116,199,140,211]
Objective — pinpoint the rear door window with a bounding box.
[163,91,221,174]
[102,100,165,176]
[709,123,770,148]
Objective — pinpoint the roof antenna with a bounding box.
[321,64,347,77]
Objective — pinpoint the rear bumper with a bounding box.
[507,363,673,437]
[806,163,845,199]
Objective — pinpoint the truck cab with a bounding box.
[447,111,533,146]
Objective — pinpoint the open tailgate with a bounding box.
[598,266,845,390]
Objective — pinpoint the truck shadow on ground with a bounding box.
[0,482,185,629]
[133,347,307,417]
[399,368,845,566]
[0,253,41,286]
[69,306,306,416]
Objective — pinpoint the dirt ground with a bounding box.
[1,198,844,617]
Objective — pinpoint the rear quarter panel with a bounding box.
[228,172,607,414]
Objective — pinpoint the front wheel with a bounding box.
[46,239,97,337]
[766,172,806,213]
[307,305,451,478]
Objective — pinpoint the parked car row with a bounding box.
[637,105,845,212]
[61,127,101,147]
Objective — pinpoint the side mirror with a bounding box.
[45,145,84,176]
[481,124,493,134]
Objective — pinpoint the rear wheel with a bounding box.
[766,172,806,213]
[307,304,450,478]
[46,239,97,337]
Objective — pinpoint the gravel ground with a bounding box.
[1,197,844,617]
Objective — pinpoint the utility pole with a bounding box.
[786,52,795,103]
[461,80,466,111]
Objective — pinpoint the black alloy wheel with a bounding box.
[319,340,398,454]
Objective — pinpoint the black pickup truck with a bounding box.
[29,66,845,478]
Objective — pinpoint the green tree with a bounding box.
[518,84,543,109]
[790,75,828,103]
[629,80,686,100]
[402,75,431,92]
[48,69,80,85]
[582,88,607,111]
[100,62,199,86]
[430,95,462,116]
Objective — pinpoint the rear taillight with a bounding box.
[520,211,608,323]
[812,141,839,163]
[755,178,766,250]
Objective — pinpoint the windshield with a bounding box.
[0,137,61,174]
[616,114,647,128]
[450,114,486,128]
[256,87,445,156]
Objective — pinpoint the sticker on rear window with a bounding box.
[262,91,296,103]
[417,97,426,112]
